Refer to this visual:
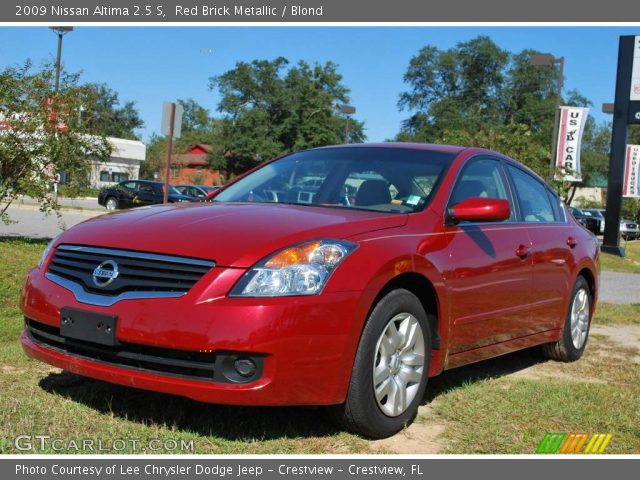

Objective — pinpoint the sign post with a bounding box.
[602,35,640,256]
[161,102,184,204]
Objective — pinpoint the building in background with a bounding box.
[89,137,146,188]
[170,143,221,186]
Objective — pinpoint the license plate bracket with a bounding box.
[60,307,118,346]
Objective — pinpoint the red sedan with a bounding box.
[20,143,599,438]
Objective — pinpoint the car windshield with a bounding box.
[169,186,182,195]
[214,147,455,213]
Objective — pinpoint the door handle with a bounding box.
[567,237,578,248]
[515,244,531,259]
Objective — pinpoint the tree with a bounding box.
[0,61,111,223]
[396,36,611,205]
[208,58,364,176]
[76,83,144,140]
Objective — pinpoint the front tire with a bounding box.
[329,289,431,438]
[542,276,592,362]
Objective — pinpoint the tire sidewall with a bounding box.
[106,197,118,210]
[347,289,431,438]
[561,277,592,361]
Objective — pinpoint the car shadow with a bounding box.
[38,346,548,441]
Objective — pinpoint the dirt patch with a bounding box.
[370,405,446,454]
[591,325,640,355]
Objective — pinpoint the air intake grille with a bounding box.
[47,244,215,296]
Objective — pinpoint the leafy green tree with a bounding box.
[397,36,612,206]
[208,58,364,175]
[0,61,111,223]
[76,83,144,140]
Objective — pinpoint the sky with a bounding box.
[0,26,638,143]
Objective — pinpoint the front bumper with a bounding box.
[20,265,366,406]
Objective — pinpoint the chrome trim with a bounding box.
[56,244,216,268]
[45,273,186,307]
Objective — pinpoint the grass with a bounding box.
[1,238,638,454]
[593,303,640,325]
[600,240,640,273]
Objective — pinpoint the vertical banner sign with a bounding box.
[554,106,589,182]
[624,144,640,197]
[631,36,640,101]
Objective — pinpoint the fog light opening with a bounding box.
[234,358,257,378]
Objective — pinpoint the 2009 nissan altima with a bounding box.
[20,143,599,438]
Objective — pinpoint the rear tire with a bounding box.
[542,276,592,362]
[327,289,431,438]
[105,197,119,210]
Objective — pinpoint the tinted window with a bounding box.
[139,183,154,193]
[507,166,555,223]
[214,147,455,214]
[122,182,137,191]
[450,158,514,221]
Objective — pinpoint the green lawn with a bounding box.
[1,238,638,454]
[600,240,640,274]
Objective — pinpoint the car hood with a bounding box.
[57,202,408,267]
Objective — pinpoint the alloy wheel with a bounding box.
[373,312,425,417]
[570,288,590,349]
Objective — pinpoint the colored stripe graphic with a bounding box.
[537,433,613,454]
[536,433,566,453]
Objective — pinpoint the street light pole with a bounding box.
[530,53,565,172]
[49,27,73,95]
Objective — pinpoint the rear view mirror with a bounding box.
[448,197,510,223]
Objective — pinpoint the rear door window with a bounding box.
[507,165,555,223]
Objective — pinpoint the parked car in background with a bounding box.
[570,207,600,235]
[174,184,221,200]
[22,144,599,438]
[620,219,640,240]
[98,180,196,210]
[580,209,605,234]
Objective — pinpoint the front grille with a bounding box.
[26,318,218,381]
[47,245,215,297]
[625,223,638,230]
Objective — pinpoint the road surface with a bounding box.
[0,204,103,239]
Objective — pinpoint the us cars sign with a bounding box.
[554,106,589,182]
[624,144,640,198]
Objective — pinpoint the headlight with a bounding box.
[230,239,357,297]
[38,236,58,268]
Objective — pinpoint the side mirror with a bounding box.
[448,197,510,224]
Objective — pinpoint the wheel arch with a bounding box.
[368,272,441,352]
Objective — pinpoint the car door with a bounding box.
[136,183,157,206]
[119,181,139,208]
[444,157,533,354]
[505,164,574,333]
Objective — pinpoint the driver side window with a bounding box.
[450,158,514,221]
